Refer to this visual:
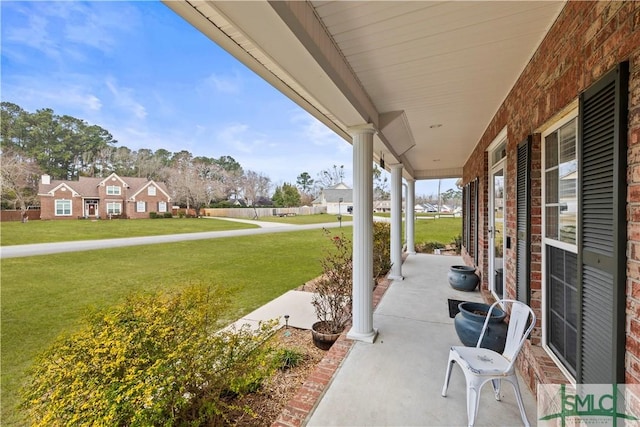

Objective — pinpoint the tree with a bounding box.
[0,149,42,211]
[1,102,30,153]
[168,157,226,216]
[373,164,389,200]
[442,188,463,209]
[272,183,300,207]
[0,103,116,180]
[316,165,345,189]
[296,172,314,193]
[242,170,271,218]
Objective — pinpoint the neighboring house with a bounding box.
[312,182,352,215]
[38,173,172,220]
[373,200,391,213]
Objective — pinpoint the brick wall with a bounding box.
[462,0,640,389]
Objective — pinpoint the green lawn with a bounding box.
[414,217,462,245]
[256,213,352,225]
[372,215,462,246]
[0,217,257,246]
[258,214,352,225]
[1,227,342,425]
[0,215,460,424]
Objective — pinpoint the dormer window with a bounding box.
[107,185,121,195]
[148,186,156,196]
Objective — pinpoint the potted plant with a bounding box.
[311,229,353,350]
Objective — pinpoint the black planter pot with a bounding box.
[311,321,343,350]
[448,265,479,291]
[454,301,507,352]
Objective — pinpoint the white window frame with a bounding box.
[541,107,578,384]
[55,199,72,216]
[106,185,121,195]
[136,201,146,213]
[487,127,508,302]
[158,201,167,213]
[148,186,156,196]
[106,202,122,215]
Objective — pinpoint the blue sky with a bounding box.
[1,1,456,197]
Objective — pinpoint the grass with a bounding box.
[0,217,257,246]
[414,217,462,245]
[253,213,352,225]
[1,215,459,424]
[1,227,344,425]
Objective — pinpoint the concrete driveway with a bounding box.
[0,218,345,259]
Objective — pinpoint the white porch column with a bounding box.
[406,179,416,254]
[347,124,377,343]
[389,164,403,280]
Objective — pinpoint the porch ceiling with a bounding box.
[163,0,565,181]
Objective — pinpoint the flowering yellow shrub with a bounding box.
[20,285,279,426]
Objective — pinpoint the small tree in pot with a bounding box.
[311,229,352,349]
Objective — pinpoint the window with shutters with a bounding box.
[542,109,578,379]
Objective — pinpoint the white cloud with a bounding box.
[204,71,242,94]
[2,75,103,115]
[215,123,272,154]
[4,12,60,59]
[291,111,349,153]
[105,77,147,120]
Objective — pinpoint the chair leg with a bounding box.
[508,377,530,427]
[442,357,455,397]
[466,384,481,427]
[491,378,501,401]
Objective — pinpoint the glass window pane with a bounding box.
[546,170,558,203]
[566,327,577,368]
[545,132,558,168]
[559,120,576,164]
[546,206,558,239]
[559,216,576,244]
[550,277,563,312]
[550,313,565,354]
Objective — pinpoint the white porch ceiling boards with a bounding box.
[164,0,565,181]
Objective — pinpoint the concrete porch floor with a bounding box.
[305,253,537,426]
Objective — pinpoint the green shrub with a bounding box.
[451,234,463,255]
[275,348,304,370]
[163,212,173,218]
[373,221,392,279]
[415,241,446,253]
[149,212,157,219]
[20,285,279,426]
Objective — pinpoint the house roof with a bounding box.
[38,174,170,199]
[312,186,353,204]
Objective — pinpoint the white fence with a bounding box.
[201,206,327,219]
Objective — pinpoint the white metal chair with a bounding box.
[441,299,536,427]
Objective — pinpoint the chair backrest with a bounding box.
[477,299,536,367]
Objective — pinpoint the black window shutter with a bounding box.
[578,62,628,384]
[472,178,478,266]
[517,136,532,304]
[463,184,469,251]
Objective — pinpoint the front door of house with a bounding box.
[86,201,98,217]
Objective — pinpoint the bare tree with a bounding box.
[316,164,345,189]
[168,159,226,216]
[0,149,42,212]
[242,170,271,218]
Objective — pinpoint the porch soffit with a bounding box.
[164,0,566,181]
